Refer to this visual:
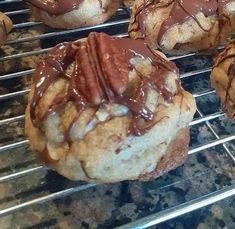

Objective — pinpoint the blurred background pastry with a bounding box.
[211,40,235,119]
[24,0,123,29]
[0,12,12,46]
[129,0,235,54]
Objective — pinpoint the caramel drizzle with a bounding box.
[25,0,103,15]
[30,33,179,138]
[130,0,231,47]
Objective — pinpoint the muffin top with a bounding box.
[29,32,181,137]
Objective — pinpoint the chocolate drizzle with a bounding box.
[25,0,103,15]
[130,0,231,47]
[30,32,179,138]
[30,42,77,126]
[214,43,235,117]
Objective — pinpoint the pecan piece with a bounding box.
[74,32,129,105]
[74,41,104,105]
[93,32,129,95]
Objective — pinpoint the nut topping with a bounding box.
[75,41,104,105]
[94,33,129,95]
[74,32,129,105]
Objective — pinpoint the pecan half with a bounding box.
[74,32,129,105]
[93,32,129,95]
[75,41,104,105]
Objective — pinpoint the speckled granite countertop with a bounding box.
[0,1,235,228]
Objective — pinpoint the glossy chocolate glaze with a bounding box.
[25,0,102,15]
[30,32,179,139]
[30,42,77,126]
[157,0,217,44]
[131,0,231,46]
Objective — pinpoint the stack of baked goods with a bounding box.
[24,0,235,183]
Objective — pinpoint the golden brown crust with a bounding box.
[27,0,122,29]
[210,41,235,119]
[139,128,189,180]
[0,12,13,46]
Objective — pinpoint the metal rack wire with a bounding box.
[0,0,235,228]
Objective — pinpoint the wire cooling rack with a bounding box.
[0,0,235,228]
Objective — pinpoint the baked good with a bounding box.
[24,0,122,29]
[0,12,13,46]
[211,40,235,119]
[25,32,196,183]
[129,0,235,54]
